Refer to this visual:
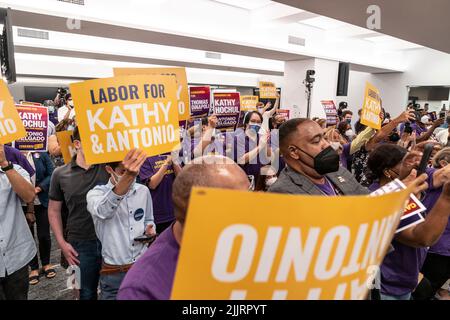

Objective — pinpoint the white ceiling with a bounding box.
[0,0,432,81]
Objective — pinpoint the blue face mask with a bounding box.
[249,124,261,134]
[346,119,352,124]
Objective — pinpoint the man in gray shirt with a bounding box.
[0,143,36,300]
[268,118,368,196]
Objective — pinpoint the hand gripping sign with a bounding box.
[171,187,410,300]
[0,80,27,144]
[70,75,180,165]
[114,67,190,122]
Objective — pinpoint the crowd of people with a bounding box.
[1,89,449,301]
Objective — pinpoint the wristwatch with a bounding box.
[1,161,14,172]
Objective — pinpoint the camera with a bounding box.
[57,87,68,97]
[305,70,315,84]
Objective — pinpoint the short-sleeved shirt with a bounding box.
[376,168,441,296]
[49,157,110,242]
[139,154,176,224]
[117,223,179,300]
[4,144,35,177]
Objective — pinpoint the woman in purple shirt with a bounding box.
[367,144,450,300]
[421,148,450,300]
[139,154,182,234]
[233,111,272,190]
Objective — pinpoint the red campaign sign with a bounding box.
[321,100,338,126]
[189,86,211,118]
[13,105,49,152]
[213,92,241,131]
[277,109,290,120]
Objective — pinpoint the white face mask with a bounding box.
[330,141,341,151]
[68,100,74,108]
[265,177,277,187]
[345,129,354,137]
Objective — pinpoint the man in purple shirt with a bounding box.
[139,153,182,234]
[117,155,250,300]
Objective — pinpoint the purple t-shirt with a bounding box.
[315,178,337,196]
[4,145,35,177]
[233,131,271,184]
[139,154,176,224]
[117,223,180,300]
[181,133,227,162]
[399,122,427,136]
[377,168,441,296]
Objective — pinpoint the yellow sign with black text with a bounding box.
[240,96,258,112]
[259,81,277,99]
[114,67,190,122]
[361,82,382,130]
[0,80,27,144]
[171,188,410,300]
[70,75,180,165]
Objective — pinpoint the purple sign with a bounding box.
[14,105,49,152]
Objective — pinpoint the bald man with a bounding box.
[117,155,249,300]
[268,118,368,196]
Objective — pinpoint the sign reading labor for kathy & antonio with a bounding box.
[114,67,190,122]
[189,86,211,118]
[240,96,258,112]
[171,187,410,300]
[56,130,76,164]
[361,82,382,130]
[0,80,27,144]
[212,92,241,131]
[70,75,180,165]
[370,179,426,233]
[259,81,277,99]
[14,105,49,152]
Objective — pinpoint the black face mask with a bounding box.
[294,145,340,175]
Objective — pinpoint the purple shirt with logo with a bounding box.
[117,223,179,300]
[373,168,443,296]
[139,154,176,224]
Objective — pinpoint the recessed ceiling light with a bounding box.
[300,16,347,30]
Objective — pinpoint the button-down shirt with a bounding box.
[0,164,37,277]
[87,180,155,266]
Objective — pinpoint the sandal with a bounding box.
[29,273,40,285]
[43,266,56,279]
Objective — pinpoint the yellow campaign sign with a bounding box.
[70,74,180,165]
[171,187,410,300]
[114,67,190,122]
[56,130,76,164]
[0,80,27,144]
[240,95,258,112]
[360,82,382,130]
[259,81,277,99]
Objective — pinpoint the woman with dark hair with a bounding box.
[234,111,271,190]
[367,144,408,191]
[366,143,450,300]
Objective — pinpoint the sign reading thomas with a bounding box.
[171,187,410,300]
[70,75,180,165]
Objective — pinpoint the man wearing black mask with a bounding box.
[268,118,368,196]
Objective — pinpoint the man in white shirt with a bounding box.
[436,117,450,146]
[0,144,36,300]
[57,93,75,123]
[87,148,155,300]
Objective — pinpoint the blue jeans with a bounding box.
[70,239,102,300]
[99,272,127,300]
[380,292,412,300]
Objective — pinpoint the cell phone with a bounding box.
[134,234,157,243]
[417,143,434,176]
